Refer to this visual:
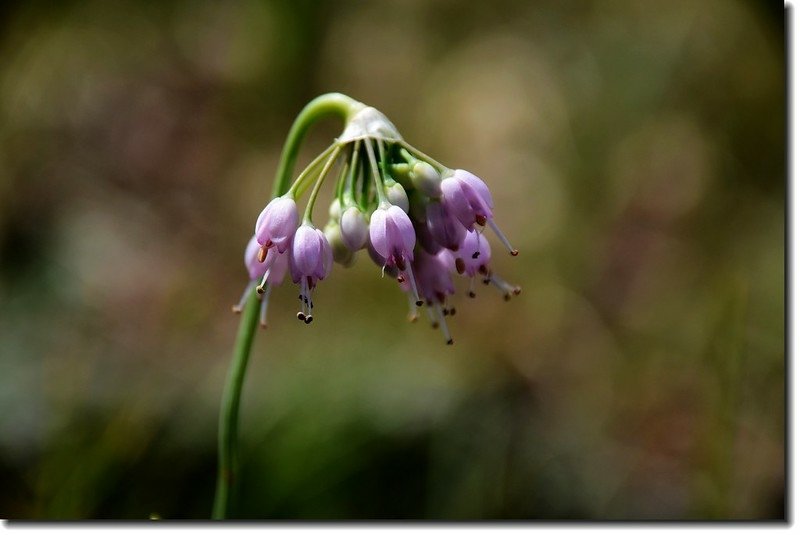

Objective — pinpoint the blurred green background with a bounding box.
[0,0,784,520]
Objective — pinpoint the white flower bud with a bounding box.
[340,206,369,251]
[328,197,342,221]
[410,161,441,197]
[324,221,355,267]
[385,182,410,213]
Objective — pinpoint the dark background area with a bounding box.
[0,0,785,520]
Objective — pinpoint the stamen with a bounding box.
[400,266,423,306]
[298,277,309,319]
[425,306,438,329]
[434,307,454,345]
[407,294,419,322]
[259,285,272,329]
[256,270,271,294]
[487,219,519,256]
[488,274,520,301]
[468,277,476,298]
[232,281,255,313]
[304,315,314,324]
[258,244,270,263]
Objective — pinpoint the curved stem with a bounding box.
[398,140,448,173]
[212,290,259,520]
[213,93,362,520]
[273,93,364,198]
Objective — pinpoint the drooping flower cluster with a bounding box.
[234,105,519,343]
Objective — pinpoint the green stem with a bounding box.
[303,145,342,223]
[364,139,389,204]
[212,290,259,520]
[272,93,364,198]
[213,93,362,520]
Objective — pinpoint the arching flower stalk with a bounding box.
[214,93,521,519]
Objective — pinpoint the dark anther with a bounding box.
[478,265,488,275]
[472,251,480,259]
[296,312,306,321]
[304,315,314,324]
[256,285,265,295]
[446,339,454,345]
[449,307,456,316]
[510,249,519,257]
[468,291,476,298]
[475,215,487,226]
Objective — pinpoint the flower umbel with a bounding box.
[236,97,520,344]
[215,93,523,521]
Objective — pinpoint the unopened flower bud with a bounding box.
[324,221,355,267]
[328,197,343,221]
[340,206,369,251]
[410,161,441,197]
[386,182,410,213]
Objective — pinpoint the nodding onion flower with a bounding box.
[234,104,520,344]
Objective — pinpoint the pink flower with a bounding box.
[254,195,299,254]
[234,235,290,328]
[415,250,455,306]
[440,170,518,256]
[290,224,333,324]
[440,170,493,229]
[407,250,457,345]
[245,235,289,285]
[369,204,416,271]
[454,230,491,277]
[451,230,520,300]
[369,204,423,306]
[426,199,466,251]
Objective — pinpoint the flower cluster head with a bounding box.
[235,103,520,343]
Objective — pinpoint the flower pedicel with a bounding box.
[234,99,520,344]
